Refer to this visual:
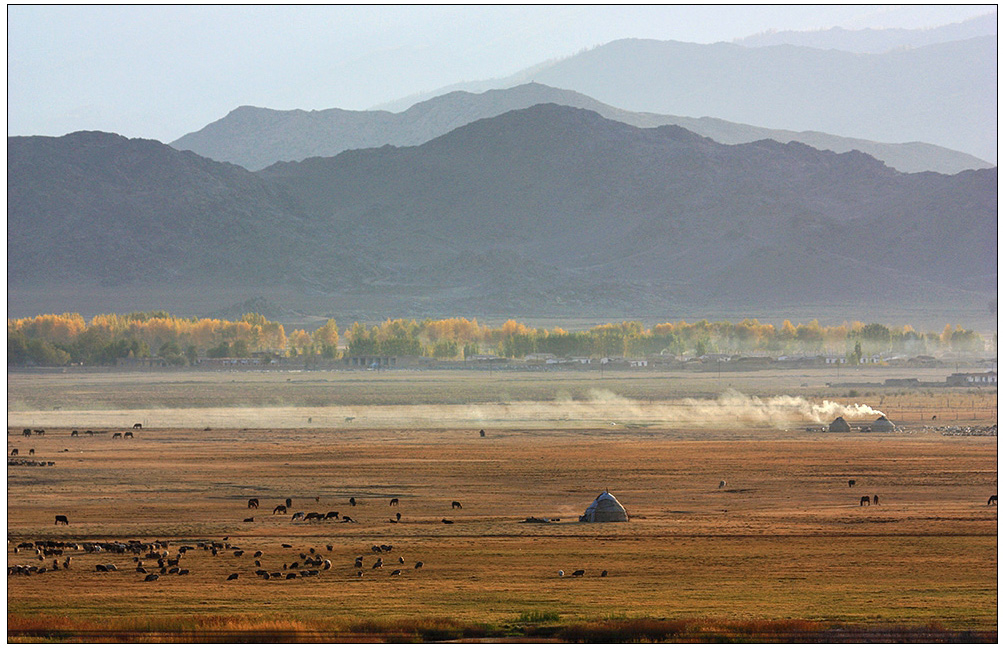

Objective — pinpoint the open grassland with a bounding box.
[7,369,997,642]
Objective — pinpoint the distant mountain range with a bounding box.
[735,12,996,52]
[9,105,996,324]
[373,36,996,162]
[172,83,992,175]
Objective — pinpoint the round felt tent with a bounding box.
[871,415,895,432]
[579,490,629,522]
[828,416,851,432]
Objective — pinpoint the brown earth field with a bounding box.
[7,368,998,642]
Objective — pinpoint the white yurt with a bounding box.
[579,490,629,522]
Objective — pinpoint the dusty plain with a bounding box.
[7,367,998,642]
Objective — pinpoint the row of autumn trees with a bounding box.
[7,312,990,367]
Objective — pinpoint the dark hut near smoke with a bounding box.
[871,415,895,432]
[828,416,851,432]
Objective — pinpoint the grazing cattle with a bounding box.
[390,569,402,576]
[168,566,179,574]
[414,561,424,569]
[872,495,879,506]
[558,570,564,577]
[243,517,254,523]
[355,558,364,568]
[372,558,383,569]
[22,428,31,437]
[398,556,405,564]
[395,512,401,522]
[848,479,856,488]
[144,573,159,581]
[572,569,585,577]
[29,449,34,455]
[718,480,726,489]
[234,551,244,557]
[112,432,122,439]
[226,573,239,580]
[390,498,399,506]
[349,497,357,507]
[305,512,323,521]
[291,512,305,521]
[601,570,608,577]
[71,431,79,437]
[10,449,17,456]
[124,431,133,439]
[342,515,354,523]
[273,505,287,515]
[248,498,259,509]
[860,496,870,506]
[253,550,263,558]
[285,498,292,508]
[441,518,454,524]
[357,571,364,577]
[281,543,293,548]
[989,495,997,506]
[451,501,462,509]
[324,511,339,520]
[931,415,937,420]
[137,566,147,573]
[315,496,320,502]
[54,515,69,525]
[479,429,485,437]
[133,423,142,429]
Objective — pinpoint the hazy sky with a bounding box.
[7,5,995,143]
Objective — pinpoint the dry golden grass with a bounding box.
[7,369,998,641]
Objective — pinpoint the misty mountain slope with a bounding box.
[7,131,317,287]
[259,104,996,302]
[378,36,997,161]
[735,12,996,52]
[9,105,996,320]
[172,83,991,175]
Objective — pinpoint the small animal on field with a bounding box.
[325,511,339,520]
[285,497,292,508]
[572,569,585,577]
[414,561,424,569]
[144,573,159,581]
[372,558,383,569]
[28,449,34,456]
[390,569,401,576]
[273,505,287,515]
[872,495,879,506]
[226,573,239,580]
[479,429,485,437]
[989,495,998,506]
[349,497,357,507]
[54,515,69,525]
[291,512,305,521]
[441,518,454,524]
[558,570,564,577]
[390,498,399,506]
[601,570,608,577]
[133,423,142,429]
[112,432,122,439]
[718,480,726,489]
[860,495,870,506]
[10,449,17,456]
[398,556,405,564]
[247,498,259,509]
[243,517,254,523]
[848,479,856,488]
[451,501,462,509]
[124,431,133,438]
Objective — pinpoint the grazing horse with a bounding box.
[304,512,323,521]
[28,449,34,456]
[247,498,259,509]
[22,428,31,437]
[71,431,79,437]
[872,495,879,506]
[133,423,143,429]
[441,518,454,524]
[395,512,401,522]
[860,496,870,506]
[243,517,254,523]
[349,497,357,507]
[848,479,856,488]
[324,511,339,520]
[291,512,305,521]
[10,449,17,456]
[451,501,462,509]
[572,569,585,577]
[112,432,122,439]
[54,515,69,525]
[285,497,292,508]
[390,498,399,506]
[226,573,239,580]
[989,495,998,506]
[273,505,287,515]
[479,429,485,437]
[124,431,133,438]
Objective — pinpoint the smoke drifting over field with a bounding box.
[484,389,885,429]
[7,390,884,431]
